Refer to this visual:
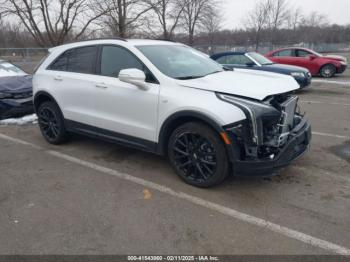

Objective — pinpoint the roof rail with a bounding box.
[68,37,127,44]
[155,38,176,42]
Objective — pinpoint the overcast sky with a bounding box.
[223,0,350,29]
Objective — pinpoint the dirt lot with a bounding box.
[0,67,349,255]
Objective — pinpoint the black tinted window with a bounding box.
[100,45,156,83]
[100,46,144,77]
[48,46,97,74]
[48,51,71,71]
[67,46,97,74]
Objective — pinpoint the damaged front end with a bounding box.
[217,93,312,175]
[0,76,34,120]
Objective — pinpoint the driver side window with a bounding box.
[296,50,312,57]
[99,45,157,83]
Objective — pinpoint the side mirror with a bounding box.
[119,68,149,90]
[246,62,256,67]
[309,55,317,60]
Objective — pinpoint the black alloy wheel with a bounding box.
[38,101,68,144]
[168,122,230,188]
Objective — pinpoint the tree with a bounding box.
[1,0,107,47]
[245,0,271,51]
[181,0,216,46]
[267,0,290,46]
[287,7,303,31]
[95,0,153,38]
[200,4,221,53]
[268,0,289,30]
[145,0,185,40]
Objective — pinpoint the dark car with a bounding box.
[211,52,312,89]
[0,60,34,120]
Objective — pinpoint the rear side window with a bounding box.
[273,50,293,57]
[48,46,98,74]
[48,51,70,71]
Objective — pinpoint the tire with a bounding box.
[320,64,336,78]
[37,101,69,145]
[168,122,230,188]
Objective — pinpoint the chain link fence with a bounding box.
[0,48,48,73]
[195,43,350,55]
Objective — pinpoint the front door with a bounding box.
[92,45,160,145]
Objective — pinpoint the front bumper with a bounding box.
[337,65,347,74]
[0,97,34,120]
[294,75,312,89]
[234,117,312,176]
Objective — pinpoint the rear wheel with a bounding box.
[37,101,69,145]
[168,122,230,188]
[320,64,336,78]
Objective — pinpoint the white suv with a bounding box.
[33,39,311,187]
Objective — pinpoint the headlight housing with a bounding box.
[217,93,281,145]
[290,72,305,78]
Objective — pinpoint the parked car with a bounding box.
[265,47,348,78]
[211,51,312,89]
[33,39,311,188]
[0,59,33,120]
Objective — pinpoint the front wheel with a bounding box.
[168,122,230,188]
[320,64,336,78]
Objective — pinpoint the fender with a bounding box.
[157,110,235,161]
[33,91,61,113]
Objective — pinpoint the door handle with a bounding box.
[54,76,63,81]
[95,83,108,89]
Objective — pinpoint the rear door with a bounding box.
[270,49,295,64]
[46,46,99,127]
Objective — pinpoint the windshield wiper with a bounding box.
[176,70,223,80]
[175,76,202,80]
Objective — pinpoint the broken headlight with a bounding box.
[217,93,282,145]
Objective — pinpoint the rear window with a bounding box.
[273,50,293,57]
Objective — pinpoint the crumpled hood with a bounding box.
[176,70,299,101]
[0,75,33,94]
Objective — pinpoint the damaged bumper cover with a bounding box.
[218,93,312,176]
[234,116,311,175]
[0,75,34,120]
[0,97,34,120]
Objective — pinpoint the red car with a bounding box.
[265,48,348,78]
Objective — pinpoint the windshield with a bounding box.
[247,52,274,65]
[137,45,223,80]
[0,61,26,76]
